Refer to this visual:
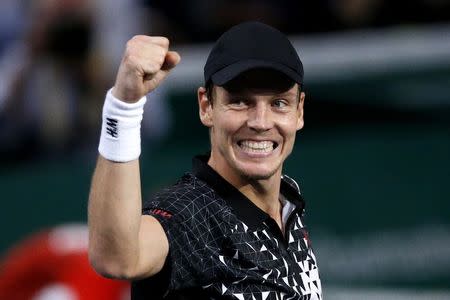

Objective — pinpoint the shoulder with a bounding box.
[142,173,226,219]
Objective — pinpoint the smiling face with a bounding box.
[198,69,305,186]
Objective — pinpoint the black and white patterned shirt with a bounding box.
[132,155,322,300]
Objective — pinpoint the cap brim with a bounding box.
[210,60,302,86]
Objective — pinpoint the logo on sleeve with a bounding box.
[150,209,173,219]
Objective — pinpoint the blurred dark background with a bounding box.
[0,0,449,299]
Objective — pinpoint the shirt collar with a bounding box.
[192,154,305,230]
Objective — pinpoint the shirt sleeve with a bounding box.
[141,186,215,292]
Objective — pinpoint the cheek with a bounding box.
[279,116,300,137]
[213,112,245,133]
[211,114,239,145]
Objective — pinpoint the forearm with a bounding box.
[88,155,142,278]
[87,35,179,279]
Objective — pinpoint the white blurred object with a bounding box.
[48,223,89,254]
[32,284,77,300]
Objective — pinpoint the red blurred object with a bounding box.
[0,224,129,300]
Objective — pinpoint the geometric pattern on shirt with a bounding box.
[137,158,322,300]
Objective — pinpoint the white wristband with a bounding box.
[98,88,147,162]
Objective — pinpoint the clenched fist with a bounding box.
[112,35,180,103]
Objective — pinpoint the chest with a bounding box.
[199,214,321,298]
[222,215,313,272]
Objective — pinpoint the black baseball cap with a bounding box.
[204,21,304,86]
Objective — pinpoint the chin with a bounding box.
[242,173,274,181]
[236,164,279,181]
[229,143,286,181]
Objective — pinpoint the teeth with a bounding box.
[240,140,274,153]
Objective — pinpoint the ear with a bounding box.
[296,92,305,130]
[198,86,213,127]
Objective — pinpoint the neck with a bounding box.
[238,176,281,218]
[207,151,284,221]
[210,162,282,219]
[238,175,284,232]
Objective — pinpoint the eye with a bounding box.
[272,99,288,109]
[228,98,248,108]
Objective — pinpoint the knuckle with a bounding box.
[131,34,145,41]
[159,37,170,47]
[125,40,137,52]
[156,49,166,64]
[127,35,147,48]
[152,36,169,48]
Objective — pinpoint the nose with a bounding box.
[247,102,273,132]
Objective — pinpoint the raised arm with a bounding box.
[88,35,180,280]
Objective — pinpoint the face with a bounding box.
[198,70,305,185]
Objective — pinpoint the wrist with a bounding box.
[98,88,147,162]
[111,86,144,104]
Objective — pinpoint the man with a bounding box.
[88,21,322,299]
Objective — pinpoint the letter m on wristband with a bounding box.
[106,117,119,138]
